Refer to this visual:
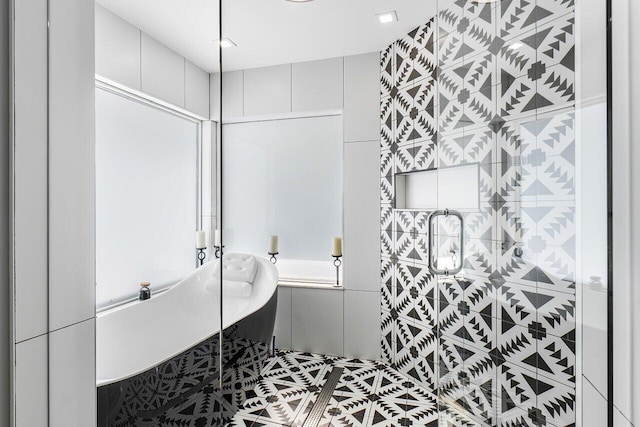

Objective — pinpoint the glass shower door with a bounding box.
[425,1,608,425]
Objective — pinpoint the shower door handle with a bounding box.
[427,209,464,276]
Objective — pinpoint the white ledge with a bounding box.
[278,280,344,290]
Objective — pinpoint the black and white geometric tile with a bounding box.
[99,333,273,427]
[227,350,439,427]
[381,1,577,425]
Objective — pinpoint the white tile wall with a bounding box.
[292,288,344,356]
[13,0,49,342]
[95,5,141,90]
[274,286,293,350]
[185,60,210,118]
[292,57,344,112]
[95,8,211,117]
[12,0,97,425]
[15,336,48,427]
[244,64,292,116]
[0,0,8,421]
[210,71,246,119]
[344,52,381,142]
[210,73,220,119]
[215,52,382,359]
[141,33,185,108]
[48,0,96,332]
[49,319,96,427]
[343,290,381,360]
[344,141,381,292]
[222,71,244,118]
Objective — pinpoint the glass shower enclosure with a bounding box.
[94,0,613,425]
[221,0,610,426]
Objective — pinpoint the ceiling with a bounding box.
[96,0,437,73]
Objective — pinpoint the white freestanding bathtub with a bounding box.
[96,255,278,426]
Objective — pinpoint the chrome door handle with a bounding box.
[427,209,464,276]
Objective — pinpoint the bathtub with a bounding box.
[96,256,278,426]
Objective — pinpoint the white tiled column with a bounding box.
[11,0,50,424]
[49,319,96,426]
[10,0,96,425]
[15,336,49,426]
[342,52,382,361]
[47,0,96,425]
[0,0,8,422]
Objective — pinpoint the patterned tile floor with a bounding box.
[227,350,439,427]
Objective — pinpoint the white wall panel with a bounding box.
[185,59,210,118]
[244,64,291,116]
[95,5,141,90]
[222,71,244,118]
[292,57,343,112]
[48,0,96,331]
[344,141,380,292]
[96,8,212,117]
[292,288,343,356]
[13,0,48,342]
[344,52,380,142]
[274,286,293,350]
[49,319,96,427]
[344,290,380,360]
[0,0,9,423]
[141,33,185,108]
[210,71,247,119]
[15,336,48,427]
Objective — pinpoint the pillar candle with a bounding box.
[195,231,206,249]
[332,237,342,257]
[214,229,221,247]
[269,235,279,253]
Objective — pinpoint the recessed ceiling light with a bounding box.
[219,38,237,48]
[284,0,315,2]
[377,11,398,24]
[508,42,523,50]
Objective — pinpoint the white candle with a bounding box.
[332,237,342,257]
[269,235,279,253]
[195,231,206,249]
[214,229,221,247]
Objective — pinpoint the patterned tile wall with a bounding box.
[380,1,576,426]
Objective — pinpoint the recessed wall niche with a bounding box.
[394,163,479,211]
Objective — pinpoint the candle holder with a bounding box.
[197,248,207,266]
[332,255,342,287]
[268,252,279,264]
[214,245,224,259]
